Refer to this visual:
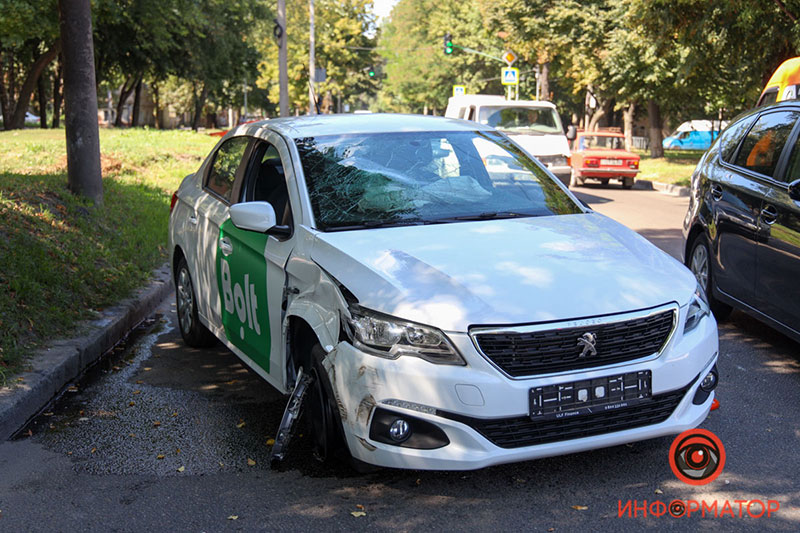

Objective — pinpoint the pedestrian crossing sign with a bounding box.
[453,85,466,97]
[501,68,519,86]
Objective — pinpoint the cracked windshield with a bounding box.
[296,130,580,230]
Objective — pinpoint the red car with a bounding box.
[567,130,639,188]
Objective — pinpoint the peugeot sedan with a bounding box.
[169,114,719,470]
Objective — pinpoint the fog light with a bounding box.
[388,419,410,442]
[700,369,718,391]
[692,364,719,405]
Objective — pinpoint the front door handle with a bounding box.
[761,204,778,225]
[710,183,723,201]
[219,237,233,256]
[189,215,198,226]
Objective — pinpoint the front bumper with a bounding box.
[326,308,719,470]
[547,164,572,186]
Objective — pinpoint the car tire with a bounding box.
[687,235,732,321]
[306,343,350,464]
[175,257,217,347]
[622,177,634,189]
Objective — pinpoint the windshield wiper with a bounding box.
[324,219,427,231]
[430,211,540,223]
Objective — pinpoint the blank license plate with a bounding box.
[529,370,652,420]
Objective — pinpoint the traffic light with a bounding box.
[368,67,375,77]
[443,33,453,55]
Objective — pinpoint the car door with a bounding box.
[708,114,763,305]
[193,135,253,329]
[216,133,298,381]
[754,113,800,333]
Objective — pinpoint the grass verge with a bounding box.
[636,149,705,187]
[0,127,218,382]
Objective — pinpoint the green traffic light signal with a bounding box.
[368,69,375,77]
[444,33,453,55]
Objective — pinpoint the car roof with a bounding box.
[235,113,495,140]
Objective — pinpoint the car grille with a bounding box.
[472,309,676,377]
[438,383,689,449]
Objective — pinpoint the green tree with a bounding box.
[0,0,60,130]
[256,0,379,114]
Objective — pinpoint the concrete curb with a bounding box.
[0,263,173,440]
[635,179,690,197]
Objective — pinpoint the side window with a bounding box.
[241,142,292,226]
[782,132,800,183]
[206,137,249,202]
[733,111,799,177]
[719,114,757,163]
[757,87,779,107]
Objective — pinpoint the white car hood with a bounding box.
[505,132,570,157]
[310,213,695,332]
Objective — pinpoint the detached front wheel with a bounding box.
[306,344,348,463]
[175,257,217,347]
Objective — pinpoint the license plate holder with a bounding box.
[529,370,652,421]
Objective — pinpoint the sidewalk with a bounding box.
[0,264,173,440]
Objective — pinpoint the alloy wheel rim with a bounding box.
[177,268,194,334]
[691,244,709,290]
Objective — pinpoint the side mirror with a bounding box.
[788,179,800,202]
[230,202,291,236]
[566,125,577,141]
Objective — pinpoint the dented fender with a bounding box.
[283,253,350,352]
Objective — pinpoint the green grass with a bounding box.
[636,149,705,187]
[0,128,218,381]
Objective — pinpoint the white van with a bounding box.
[445,95,571,185]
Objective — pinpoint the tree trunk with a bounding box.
[192,83,208,131]
[52,57,63,128]
[131,78,142,127]
[114,76,136,127]
[587,99,607,132]
[647,99,664,158]
[623,102,636,151]
[0,53,11,128]
[59,0,103,205]
[37,68,48,128]
[152,83,161,129]
[540,61,550,101]
[7,42,61,130]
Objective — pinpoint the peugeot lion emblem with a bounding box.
[577,332,598,357]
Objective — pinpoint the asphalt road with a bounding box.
[1,185,798,532]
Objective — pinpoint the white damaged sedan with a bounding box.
[168,114,719,470]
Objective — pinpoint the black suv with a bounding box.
[683,101,800,342]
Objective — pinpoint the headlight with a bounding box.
[345,306,465,365]
[684,282,710,334]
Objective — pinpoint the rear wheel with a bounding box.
[688,235,732,320]
[622,177,634,189]
[175,257,217,347]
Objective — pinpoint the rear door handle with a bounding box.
[219,237,233,256]
[761,204,778,225]
[710,183,723,201]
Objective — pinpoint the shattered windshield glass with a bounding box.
[295,130,581,230]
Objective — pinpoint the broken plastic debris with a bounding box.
[269,367,313,466]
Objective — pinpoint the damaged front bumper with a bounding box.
[324,313,719,471]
